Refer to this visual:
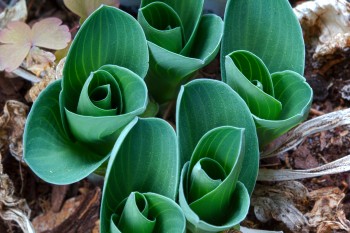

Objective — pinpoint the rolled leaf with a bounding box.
[177,79,258,231]
[177,79,259,194]
[23,80,109,184]
[221,0,305,81]
[110,192,185,233]
[24,6,149,184]
[138,0,223,103]
[225,51,313,146]
[100,118,185,233]
[221,0,312,146]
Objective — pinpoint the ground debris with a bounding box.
[0,152,34,233]
[294,0,350,59]
[32,187,101,233]
[0,100,28,162]
[251,181,350,233]
[25,57,64,103]
[0,0,27,29]
[251,181,309,232]
[306,187,350,233]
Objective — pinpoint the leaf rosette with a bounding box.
[100,118,185,233]
[177,79,259,232]
[221,0,313,146]
[225,51,313,146]
[138,0,224,103]
[23,6,149,184]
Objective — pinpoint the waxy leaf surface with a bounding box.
[221,0,305,81]
[225,51,312,146]
[100,118,184,233]
[24,6,149,184]
[179,127,250,232]
[176,79,259,194]
[139,0,223,103]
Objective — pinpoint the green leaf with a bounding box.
[179,164,250,232]
[178,126,250,231]
[23,80,108,184]
[176,79,259,194]
[225,51,312,146]
[113,192,156,233]
[110,192,185,233]
[253,71,313,146]
[221,0,305,81]
[100,118,183,233]
[64,65,147,146]
[139,0,223,103]
[62,5,149,114]
[138,2,184,53]
[24,6,149,184]
[140,0,203,41]
[225,51,282,120]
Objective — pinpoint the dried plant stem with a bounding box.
[11,67,41,83]
[259,108,350,181]
[258,154,350,181]
[261,108,350,158]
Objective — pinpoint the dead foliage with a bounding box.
[0,100,28,162]
[251,181,350,233]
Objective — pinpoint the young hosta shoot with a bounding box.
[138,0,223,103]
[221,0,313,146]
[23,6,149,184]
[177,79,259,232]
[100,118,185,233]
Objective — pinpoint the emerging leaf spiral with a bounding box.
[24,6,149,184]
[100,118,185,233]
[138,0,223,103]
[225,51,312,146]
[176,79,258,232]
[179,127,250,232]
[221,0,313,146]
[110,192,185,233]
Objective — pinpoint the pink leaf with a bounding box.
[0,21,31,44]
[31,18,71,50]
[0,43,31,72]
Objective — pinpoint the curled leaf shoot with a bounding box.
[138,0,223,103]
[225,50,313,146]
[100,118,185,233]
[110,192,185,233]
[24,6,149,184]
[176,79,259,194]
[221,0,312,146]
[176,79,258,232]
[179,126,250,232]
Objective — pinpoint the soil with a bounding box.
[1,0,350,232]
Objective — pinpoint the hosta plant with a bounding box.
[221,0,313,146]
[138,0,223,103]
[177,79,259,232]
[100,118,185,233]
[23,6,149,184]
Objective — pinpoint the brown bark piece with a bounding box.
[33,187,101,233]
[51,185,69,213]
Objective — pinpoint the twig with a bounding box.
[310,108,325,116]
[11,67,41,83]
